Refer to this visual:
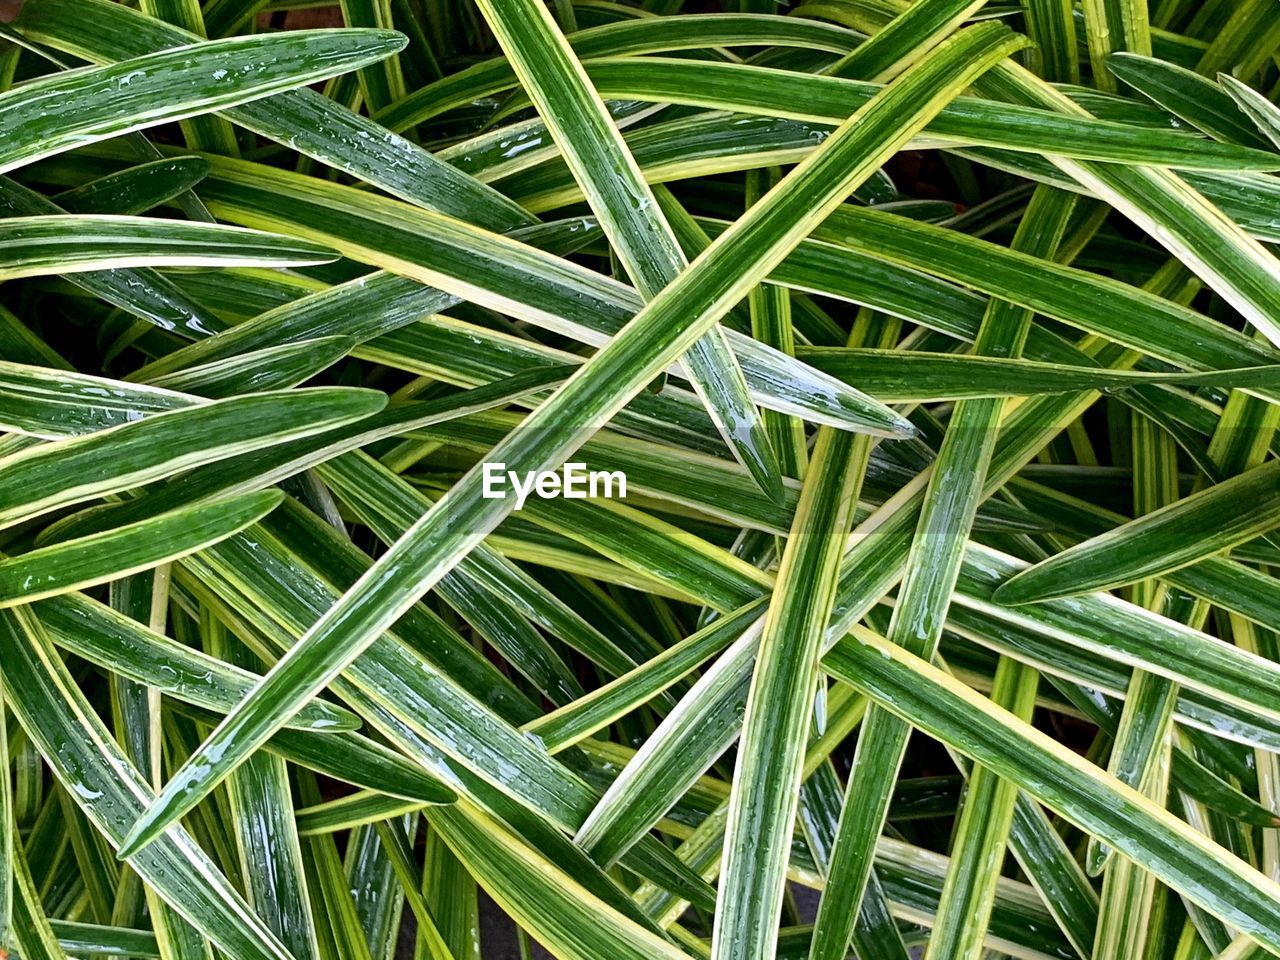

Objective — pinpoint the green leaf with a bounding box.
[0,656,10,953]
[994,460,1280,604]
[48,920,161,958]
[37,371,568,548]
[1082,0,1150,92]
[523,600,764,754]
[1105,53,1270,147]
[798,348,1280,401]
[826,0,990,81]
[205,617,322,960]
[0,174,229,337]
[167,701,455,802]
[176,155,908,436]
[573,58,1280,171]
[810,205,1280,380]
[1218,73,1280,150]
[0,387,384,528]
[1083,405,1183,879]
[138,0,242,155]
[0,215,337,282]
[15,0,535,232]
[1194,0,1280,79]
[178,524,710,915]
[142,337,358,398]
[1020,0,1078,82]
[0,363,189,439]
[0,491,284,606]
[714,425,870,960]
[338,0,405,112]
[9,831,67,960]
[810,185,1076,960]
[0,28,406,173]
[34,592,358,732]
[127,216,587,383]
[53,156,211,215]
[982,63,1280,352]
[373,12,864,131]
[428,802,689,960]
[922,658,1039,960]
[8,4,1280,957]
[570,336,1280,874]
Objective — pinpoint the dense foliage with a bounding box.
[3,1,1280,959]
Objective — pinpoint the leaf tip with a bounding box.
[890,416,921,440]
[989,575,1039,606]
[115,823,150,861]
[116,792,179,861]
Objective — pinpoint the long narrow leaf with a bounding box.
[0,29,405,173]
[118,21,1028,863]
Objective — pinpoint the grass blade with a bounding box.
[983,62,1280,351]
[15,0,534,231]
[0,492,283,606]
[715,424,870,960]
[1219,73,1280,150]
[1020,0,1079,81]
[0,215,337,281]
[1106,53,1270,146]
[923,658,1039,960]
[0,175,228,337]
[9,5,1280,957]
[565,59,1280,171]
[994,460,1280,603]
[827,0,989,81]
[429,802,688,960]
[1082,0,1151,90]
[0,653,9,953]
[0,387,383,528]
[35,593,357,732]
[0,29,405,173]
[53,156,210,214]
[177,157,906,435]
